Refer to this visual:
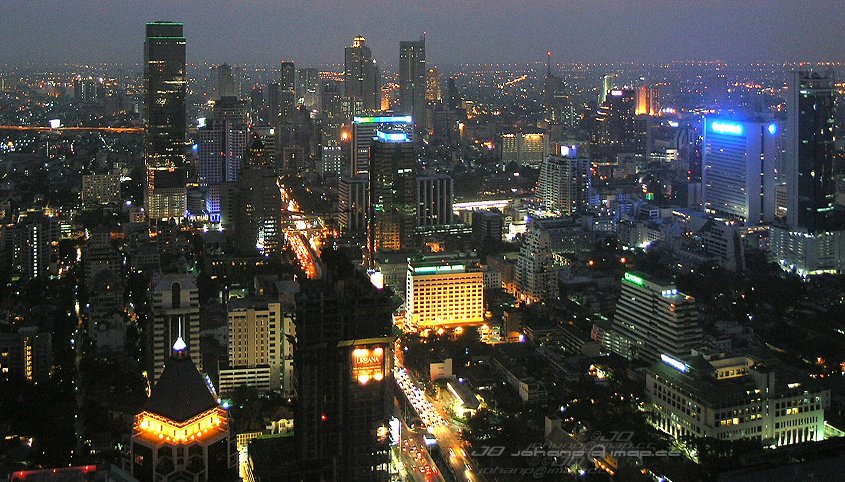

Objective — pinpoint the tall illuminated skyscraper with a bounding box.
[198,97,248,222]
[785,71,841,231]
[144,21,186,168]
[368,131,417,258]
[538,150,591,216]
[702,118,777,224]
[351,115,414,176]
[144,22,187,221]
[399,36,426,134]
[344,35,380,110]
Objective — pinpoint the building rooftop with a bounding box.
[144,343,219,423]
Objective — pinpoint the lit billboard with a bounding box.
[352,346,385,385]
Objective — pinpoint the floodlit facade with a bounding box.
[702,118,777,224]
[405,260,484,329]
[609,271,703,363]
[646,353,829,447]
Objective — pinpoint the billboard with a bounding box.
[352,346,385,385]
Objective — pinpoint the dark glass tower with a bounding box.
[368,131,417,259]
[399,36,426,133]
[144,21,186,169]
[786,71,841,231]
[345,35,380,110]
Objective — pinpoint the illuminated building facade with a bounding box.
[368,131,417,257]
[425,67,441,103]
[151,274,201,381]
[515,217,587,303]
[82,173,121,208]
[399,36,426,134]
[646,353,829,447]
[13,210,60,281]
[144,22,187,220]
[537,151,591,216]
[0,327,52,383]
[500,131,548,168]
[702,118,777,224]
[220,298,290,394]
[405,260,484,329]
[131,339,233,481]
[351,115,414,176]
[344,35,380,110]
[198,97,249,222]
[609,272,702,363]
[635,85,660,116]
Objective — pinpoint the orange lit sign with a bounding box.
[352,346,385,385]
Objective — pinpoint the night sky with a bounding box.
[3,0,844,68]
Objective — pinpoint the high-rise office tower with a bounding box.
[214,63,237,99]
[220,133,284,256]
[277,61,297,142]
[344,36,380,110]
[131,340,233,481]
[351,115,414,176]
[338,175,369,236]
[144,21,186,168]
[369,131,417,258]
[417,173,454,226]
[294,268,394,481]
[13,210,60,281]
[446,77,461,110]
[399,36,426,133]
[198,97,249,222]
[702,118,777,224]
[599,73,617,104]
[425,67,441,103]
[610,271,703,363]
[543,53,576,131]
[785,71,841,231]
[150,274,201,381]
[296,67,320,110]
[635,85,660,116]
[144,22,187,220]
[770,71,844,277]
[537,149,591,216]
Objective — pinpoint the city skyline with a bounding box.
[2,1,845,68]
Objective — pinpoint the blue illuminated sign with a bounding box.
[354,115,413,124]
[375,131,409,142]
[767,124,777,135]
[660,354,689,373]
[710,121,743,136]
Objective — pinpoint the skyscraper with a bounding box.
[198,97,249,222]
[702,118,777,224]
[144,21,186,168]
[399,36,426,134]
[344,36,380,111]
[144,22,187,220]
[368,131,417,258]
[294,269,394,481]
[537,149,591,216]
[351,115,414,176]
[296,67,320,110]
[785,71,841,231]
[416,172,454,226]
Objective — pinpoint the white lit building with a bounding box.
[646,353,829,447]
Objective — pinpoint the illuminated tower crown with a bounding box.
[131,338,233,480]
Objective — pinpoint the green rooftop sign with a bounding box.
[623,272,644,286]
